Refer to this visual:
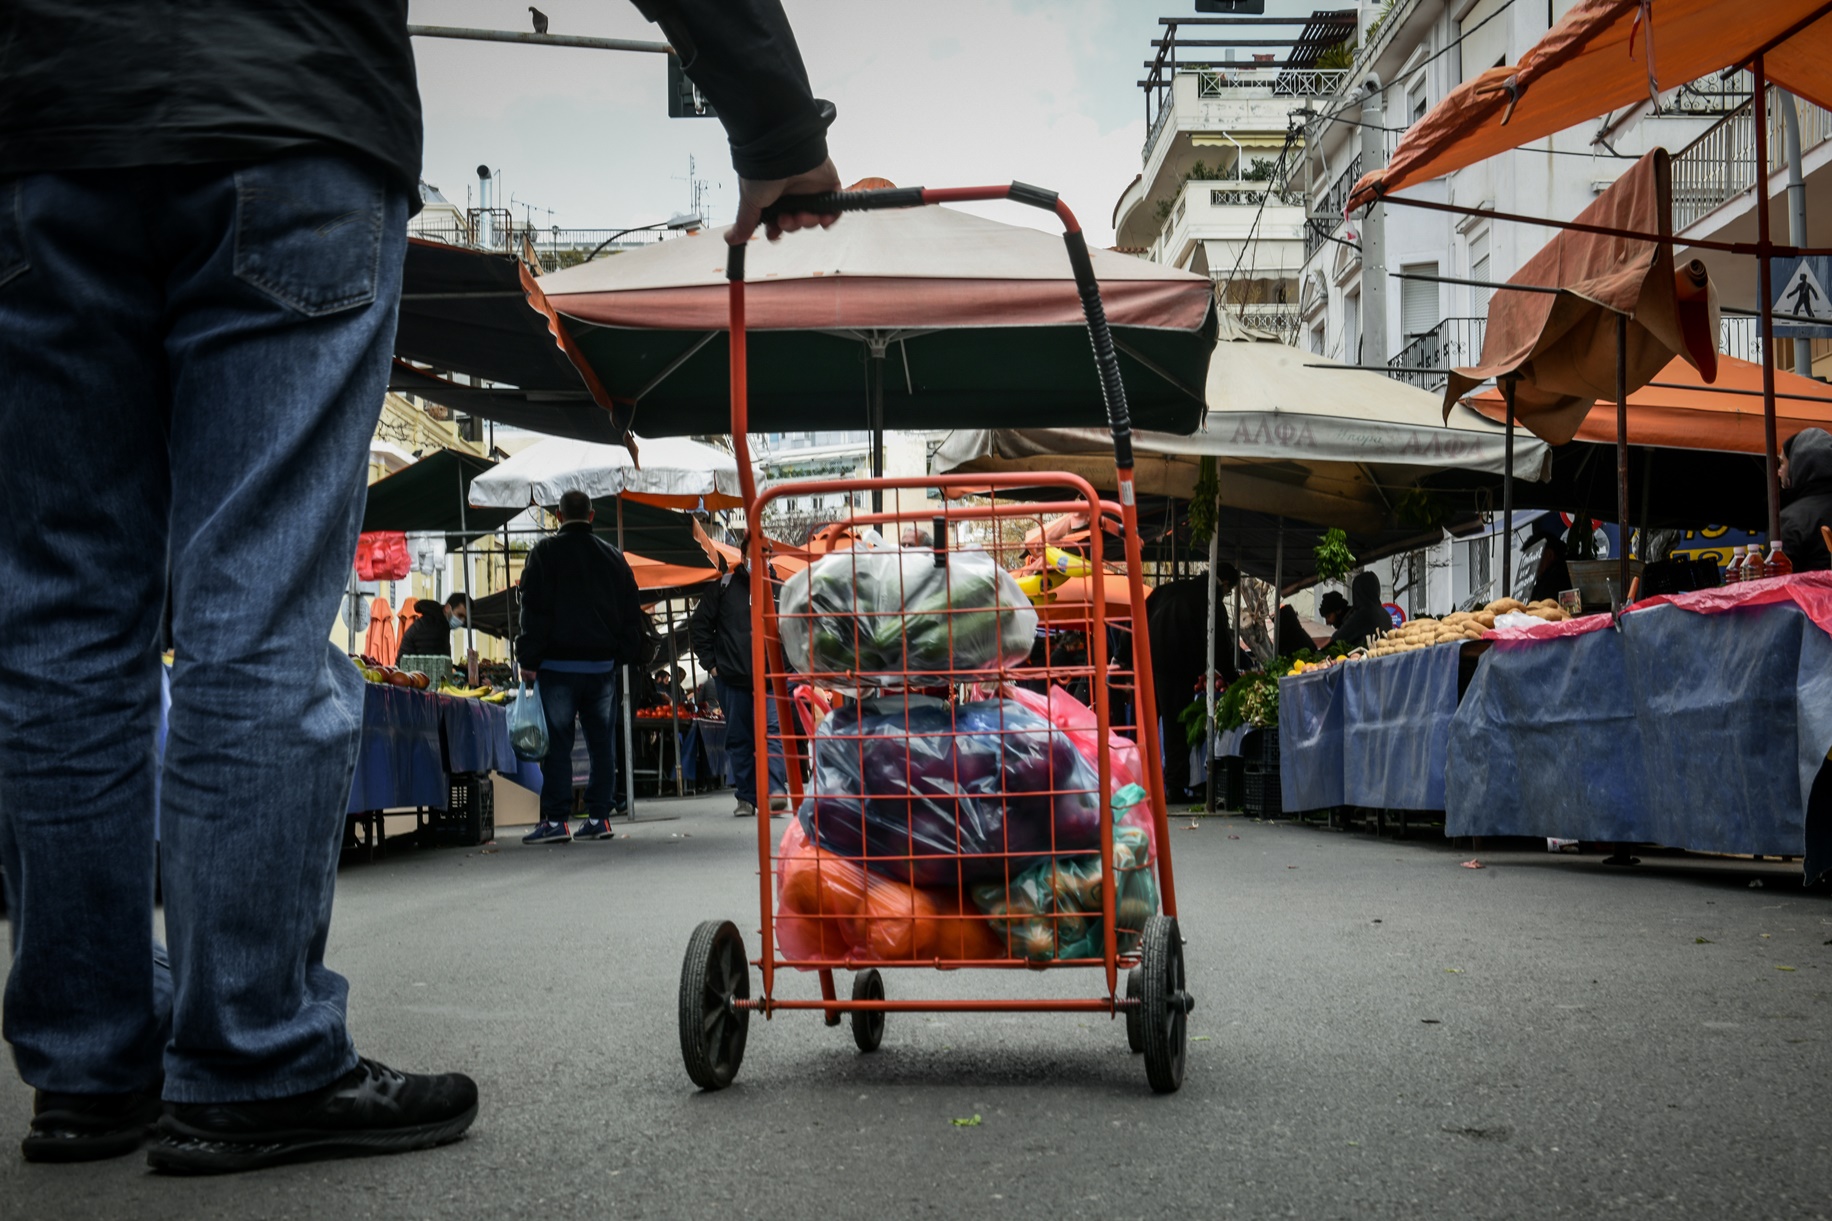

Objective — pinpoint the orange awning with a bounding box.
[1348,0,1832,213]
[1465,352,1832,451]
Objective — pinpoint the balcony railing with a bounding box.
[1386,317,1488,390]
[1210,184,1306,207]
[1304,152,1362,262]
[1720,315,1764,363]
[1672,87,1832,231]
[1223,302,1303,344]
[1195,66,1350,99]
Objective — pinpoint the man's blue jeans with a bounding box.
[0,156,407,1102]
[717,679,788,807]
[537,669,621,821]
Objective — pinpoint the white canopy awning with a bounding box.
[468,435,744,511]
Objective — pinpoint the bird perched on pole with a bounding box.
[529,6,549,34]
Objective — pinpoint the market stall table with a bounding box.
[1447,576,1832,882]
[1277,641,1490,824]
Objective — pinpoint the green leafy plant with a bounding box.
[1189,456,1220,546]
[1314,528,1356,584]
[1394,486,1449,531]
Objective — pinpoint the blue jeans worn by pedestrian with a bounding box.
[537,668,621,821]
[0,156,407,1103]
[716,679,788,806]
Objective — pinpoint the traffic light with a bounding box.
[1195,1,1267,11]
[667,52,716,118]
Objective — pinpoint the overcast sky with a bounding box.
[409,0,1321,246]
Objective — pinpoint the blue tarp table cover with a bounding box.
[1448,598,1832,880]
[1343,641,1462,811]
[1277,642,1463,812]
[349,682,447,812]
[1279,664,1346,812]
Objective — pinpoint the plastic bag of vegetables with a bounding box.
[799,694,1101,888]
[775,818,1004,965]
[1003,683,1158,862]
[970,823,1159,963]
[777,546,1038,690]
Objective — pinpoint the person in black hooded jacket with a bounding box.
[1781,427,1832,572]
[516,492,644,844]
[1330,571,1389,648]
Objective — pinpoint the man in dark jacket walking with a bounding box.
[691,535,789,816]
[517,491,644,844]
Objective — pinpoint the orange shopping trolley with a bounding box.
[677,184,1192,1093]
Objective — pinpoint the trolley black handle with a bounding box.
[759,186,925,224]
[745,181,1136,471]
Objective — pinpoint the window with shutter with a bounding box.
[1400,263,1439,338]
[1469,232,1492,316]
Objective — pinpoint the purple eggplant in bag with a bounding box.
[798,695,1102,887]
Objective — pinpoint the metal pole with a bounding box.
[1273,517,1285,608]
[1781,90,1813,376]
[1359,74,1389,369]
[665,597,685,798]
[1616,312,1631,612]
[1502,378,1516,600]
[1753,56,1784,547]
[618,496,637,818]
[869,340,886,514]
[346,566,358,655]
[405,25,671,53]
[503,522,515,670]
[1203,489,1220,815]
[458,469,476,685]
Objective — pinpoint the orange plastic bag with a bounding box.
[776,819,1005,965]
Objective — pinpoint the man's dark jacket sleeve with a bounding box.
[631,0,834,179]
[689,583,721,674]
[516,544,554,670]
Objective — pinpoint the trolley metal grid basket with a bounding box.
[677,183,1192,1094]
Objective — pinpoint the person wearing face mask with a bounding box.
[398,593,469,660]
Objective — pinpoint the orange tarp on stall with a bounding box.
[1465,352,1832,452]
[1348,0,1832,213]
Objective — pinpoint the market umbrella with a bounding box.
[533,200,1221,464]
[360,449,516,536]
[1450,351,1832,528]
[391,240,629,446]
[469,435,743,511]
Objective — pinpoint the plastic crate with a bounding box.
[1243,766,1283,818]
[1212,755,1245,810]
[1242,727,1281,768]
[434,774,495,846]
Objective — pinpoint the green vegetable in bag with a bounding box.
[970,824,1159,962]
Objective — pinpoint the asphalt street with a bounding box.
[3,795,1829,1219]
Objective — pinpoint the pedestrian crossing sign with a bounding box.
[1771,255,1832,337]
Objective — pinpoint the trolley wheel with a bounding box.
[850,968,885,1052]
[1139,915,1190,1094]
[1124,966,1144,1054]
[678,920,750,1090]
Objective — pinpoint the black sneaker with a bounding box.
[147,1057,477,1175]
[22,1089,162,1163]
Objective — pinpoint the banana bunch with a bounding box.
[437,682,495,700]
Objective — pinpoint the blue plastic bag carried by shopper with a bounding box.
[508,679,549,761]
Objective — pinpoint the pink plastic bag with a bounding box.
[1002,683,1157,862]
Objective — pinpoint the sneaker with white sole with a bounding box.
[732,800,756,818]
[574,818,615,840]
[520,820,572,845]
